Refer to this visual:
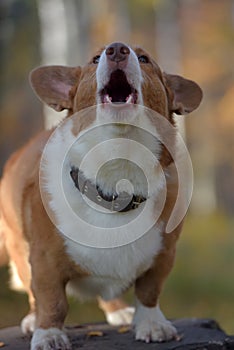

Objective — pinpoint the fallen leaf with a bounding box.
[118,326,131,333]
[87,331,104,337]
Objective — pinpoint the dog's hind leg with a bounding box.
[0,224,8,266]
[97,297,135,326]
[3,222,36,333]
[9,253,36,334]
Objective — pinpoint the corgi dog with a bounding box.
[0,42,202,350]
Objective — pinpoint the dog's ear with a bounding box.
[30,66,82,112]
[164,73,203,115]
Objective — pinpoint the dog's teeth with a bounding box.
[126,94,133,104]
[104,94,112,103]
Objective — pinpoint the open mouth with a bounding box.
[100,69,138,105]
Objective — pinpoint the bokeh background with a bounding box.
[0,0,234,334]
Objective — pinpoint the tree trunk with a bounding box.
[155,0,185,137]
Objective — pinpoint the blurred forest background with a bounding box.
[0,0,234,334]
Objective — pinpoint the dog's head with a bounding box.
[30,42,202,124]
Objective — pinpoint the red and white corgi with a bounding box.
[0,42,202,350]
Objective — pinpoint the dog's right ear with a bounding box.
[30,66,82,112]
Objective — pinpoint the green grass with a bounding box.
[0,212,233,334]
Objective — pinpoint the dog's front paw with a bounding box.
[106,306,135,326]
[133,303,177,343]
[31,328,71,350]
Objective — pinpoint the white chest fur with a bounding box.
[41,112,166,299]
[65,222,163,300]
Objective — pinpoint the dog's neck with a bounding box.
[68,116,163,199]
[70,166,147,212]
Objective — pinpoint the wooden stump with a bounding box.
[0,319,233,349]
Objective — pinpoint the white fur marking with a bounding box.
[41,114,166,249]
[31,328,71,350]
[65,222,163,300]
[9,260,25,291]
[21,312,36,334]
[133,301,177,343]
[106,307,135,326]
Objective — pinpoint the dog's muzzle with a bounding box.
[97,42,141,107]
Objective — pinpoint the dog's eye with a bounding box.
[93,55,101,64]
[138,55,149,63]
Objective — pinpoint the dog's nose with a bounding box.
[106,42,130,62]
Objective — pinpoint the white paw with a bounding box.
[106,307,135,326]
[21,312,36,334]
[133,303,177,343]
[31,328,71,350]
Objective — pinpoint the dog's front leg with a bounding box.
[133,246,178,343]
[31,275,70,350]
[25,192,72,350]
[30,257,71,350]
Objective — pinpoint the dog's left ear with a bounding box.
[164,73,203,115]
[30,65,82,112]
